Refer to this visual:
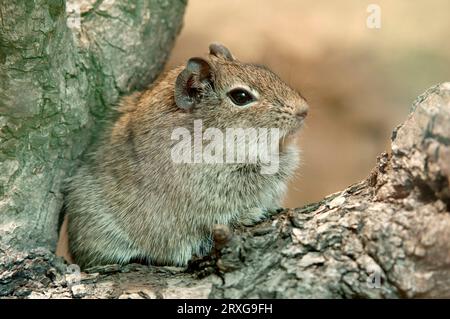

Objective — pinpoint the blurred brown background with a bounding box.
[166,0,450,208]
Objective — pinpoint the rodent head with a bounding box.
[174,43,308,136]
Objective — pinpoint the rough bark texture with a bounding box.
[0,0,186,252]
[1,83,449,299]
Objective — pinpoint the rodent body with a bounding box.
[66,44,308,268]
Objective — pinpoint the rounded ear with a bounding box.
[209,42,234,61]
[174,57,213,110]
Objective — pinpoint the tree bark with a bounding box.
[0,0,185,253]
[1,82,449,298]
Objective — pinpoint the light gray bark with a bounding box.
[1,82,448,298]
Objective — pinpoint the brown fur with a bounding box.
[65,44,308,268]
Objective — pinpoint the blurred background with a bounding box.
[166,0,450,207]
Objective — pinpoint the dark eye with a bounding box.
[227,88,256,106]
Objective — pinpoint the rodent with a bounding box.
[65,43,309,268]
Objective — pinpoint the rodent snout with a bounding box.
[294,100,309,122]
[283,100,309,120]
[295,108,308,119]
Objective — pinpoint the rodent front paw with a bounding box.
[238,207,282,227]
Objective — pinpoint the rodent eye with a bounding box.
[227,88,256,106]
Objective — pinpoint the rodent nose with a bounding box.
[295,108,308,119]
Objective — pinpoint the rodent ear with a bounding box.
[209,42,234,61]
[174,57,213,110]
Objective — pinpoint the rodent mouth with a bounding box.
[279,130,299,152]
[278,121,304,151]
[284,120,304,137]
